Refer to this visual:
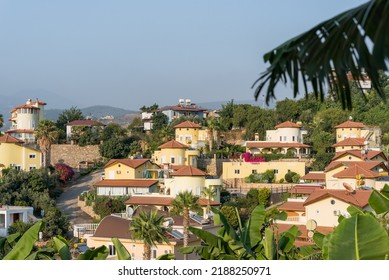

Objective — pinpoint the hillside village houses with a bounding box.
[276,118,389,245]
[141,99,207,131]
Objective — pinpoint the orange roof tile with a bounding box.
[104,159,152,169]
[300,172,325,180]
[158,140,188,149]
[303,189,372,208]
[278,201,305,211]
[94,179,159,188]
[125,196,174,206]
[333,165,379,179]
[275,121,301,129]
[0,134,25,143]
[197,198,221,206]
[174,121,202,129]
[275,223,334,241]
[332,138,365,147]
[332,149,385,161]
[170,165,208,176]
[5,129,34,134]
[324,161,384,173]
[245,141,310,149]
[94,215,132,239]
[335,120,365,129]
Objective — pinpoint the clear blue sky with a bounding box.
[0,0,367,110]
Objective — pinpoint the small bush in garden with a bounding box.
[55,163,75,183]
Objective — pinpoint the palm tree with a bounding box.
[34,120,59,167]
[201,187,216,214]
[253,0,388,110]
[171,191,200,260]
[129,210,170,260]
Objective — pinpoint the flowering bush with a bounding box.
[55,163,75,183]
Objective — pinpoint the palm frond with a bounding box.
[253,0,389,110]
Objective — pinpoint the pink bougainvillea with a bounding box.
[55,163,75,183]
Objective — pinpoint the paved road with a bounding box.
[56,170,103,225]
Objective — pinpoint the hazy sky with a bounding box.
[0,0,367,110]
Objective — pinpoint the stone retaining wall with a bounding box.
[51,144,102,169]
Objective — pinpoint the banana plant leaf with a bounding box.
[76,245,108,260]
[53,236,72,260]
[156,254,176,260]
[111,238,131,260]
[3,221,43,260]
[260,227,276,260]
[243,205,266,248]
[368,188,389,215]
[323,213,389,260]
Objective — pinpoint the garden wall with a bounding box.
[50,144,102,169]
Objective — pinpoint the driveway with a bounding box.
[56,170,103,225]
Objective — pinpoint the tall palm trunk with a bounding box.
[143,244,151,260]
[183,207,189,260]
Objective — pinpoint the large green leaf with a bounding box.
[211,207,239,242]
[53,236,71,260]
[156,254,176,260]
[111,238,131,260]
[188,226,234,256]
[261,227,275,260]
[76,245,108,260]
[244,205,265,248]
[369,189,389,214]
[278,225,300,254]
[3,221,43,260]
[325,213,389,259]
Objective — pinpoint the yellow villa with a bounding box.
[0,134,42,172]
[103,158,161,180]
[174,121,207,149]
[152,140,199,167]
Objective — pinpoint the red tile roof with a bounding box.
[275,223,334,242]
[0,134,25,143]
[289,185,324,195]
[245,141,310,148]
[158,140,188,149]
[94,179,159,188]
[5,129,34,134]
[66,120,104,126]
[278,201,305,211]
[324,161,384,173]
[335,120,365,129]
[10,104,41,113]
[170,165,208,176]
[332,165,379,179]
[125,196,220,207]
[303,189,372,208]
[275,121,301,129]
[332,138,365,147]
[104,159,152,169]
[125,196,174,206]
[332,149,385,161]
[174,121,201,129]
[300,172,325,180]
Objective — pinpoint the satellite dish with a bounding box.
[306,219,317,231]
[126,207,134,217]
[307,231,314,238]
[343,182,354,193]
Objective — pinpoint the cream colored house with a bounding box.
[174,121,206,149]
[5,98,46,143]
[0,205,39,237]
[103,159,161,180]
[0,134,42,171]
[276,189,372,243]
[152,140,199,167]
[335,119,381,148]
[245,121,311,156]
[222,160,306,182]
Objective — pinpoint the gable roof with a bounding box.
[174,121,201,129]
[332,165,380,179]
[278,201,305,211]
[335,120,365,129]
[66,120,105,126]
[332,149,385,161]
[104,159,152,169]
[170,165,208,176]
[324,161,384,173]
[303,189,372,208]
[332,138,365,147]
[275,121,302,129]
[94,179,159,188]
[158,140,188,149]
[0,134,25,143]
